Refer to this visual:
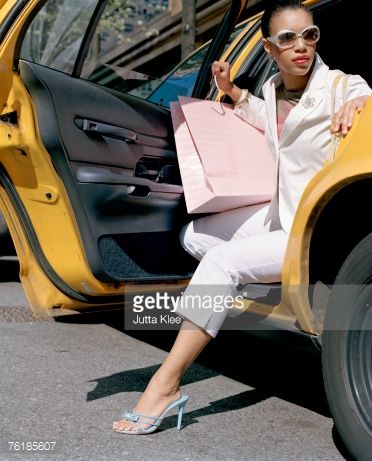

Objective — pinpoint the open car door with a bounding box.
[0,0,248,314]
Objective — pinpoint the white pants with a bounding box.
[175,202,289,338]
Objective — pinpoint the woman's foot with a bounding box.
[113,378,182,433]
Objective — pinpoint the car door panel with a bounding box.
[21,61,176,167]
[19,60,196,282]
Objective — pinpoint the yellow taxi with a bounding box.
[0,0,371,458]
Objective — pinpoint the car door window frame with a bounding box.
[14,0,106,76]
[0,0,30,44]
[72,0,107,76]
[193,0,247,99]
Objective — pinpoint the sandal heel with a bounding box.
[177,399,188,430]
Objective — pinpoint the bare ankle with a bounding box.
[148,374,181,396]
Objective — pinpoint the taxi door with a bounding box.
[0,0,247,314]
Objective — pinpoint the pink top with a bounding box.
[276,84,304,139]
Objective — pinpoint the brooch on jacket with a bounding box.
[302,95,316,109]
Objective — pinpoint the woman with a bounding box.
[113,0,371,434]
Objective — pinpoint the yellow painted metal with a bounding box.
[279,103,372,334]
[237,0,248,18]
[0,1,31,110]
[0,0,17,19]
[0,186,93,318]
[0,1,8,13]
[0,75,128,295]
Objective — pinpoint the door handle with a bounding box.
[76,118,138,143]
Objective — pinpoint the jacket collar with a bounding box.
[303,52,329,90]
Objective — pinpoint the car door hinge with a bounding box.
[0,111,18,125]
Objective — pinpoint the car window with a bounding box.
[146,43,208,107]
[79,8,245,105]
[147,24,246,108]
[79,0,166,99]
[20,0,99,74]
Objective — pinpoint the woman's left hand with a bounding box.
[332,96,369,135]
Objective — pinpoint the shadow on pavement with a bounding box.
[86,362,219,402]
[57,308,330,420]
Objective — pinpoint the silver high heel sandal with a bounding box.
[113,394,189,434]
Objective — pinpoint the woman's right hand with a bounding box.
[212,61,233,94]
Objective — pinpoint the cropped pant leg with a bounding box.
[176,202,289,338]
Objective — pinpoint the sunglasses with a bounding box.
[266,25,320,49]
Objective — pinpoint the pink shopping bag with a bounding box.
[170,96,275,214]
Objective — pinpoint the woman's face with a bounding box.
[263,8,316,81]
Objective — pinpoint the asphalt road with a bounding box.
[0,257,350,461]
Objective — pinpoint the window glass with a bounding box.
[20,0,98,74]
[147,24,246,108]
[146,44,208,107]
[80,0,167,98]
[80,4,246,105]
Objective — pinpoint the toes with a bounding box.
[113,420,133,432]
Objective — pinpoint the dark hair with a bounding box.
[261,0,311,38]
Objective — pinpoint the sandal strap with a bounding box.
[121,412,140,422]
[121,411,162,425]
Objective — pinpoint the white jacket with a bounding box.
[234,53,372,234]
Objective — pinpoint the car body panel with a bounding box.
[0,0,33,108]
[281,104,372,332]
[0,73,126,297]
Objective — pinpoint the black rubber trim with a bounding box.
[72,0,106,77]
[0,0,29,44]
[0,164,124,305]
[13,0,49,71]
[193,0,247,99]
